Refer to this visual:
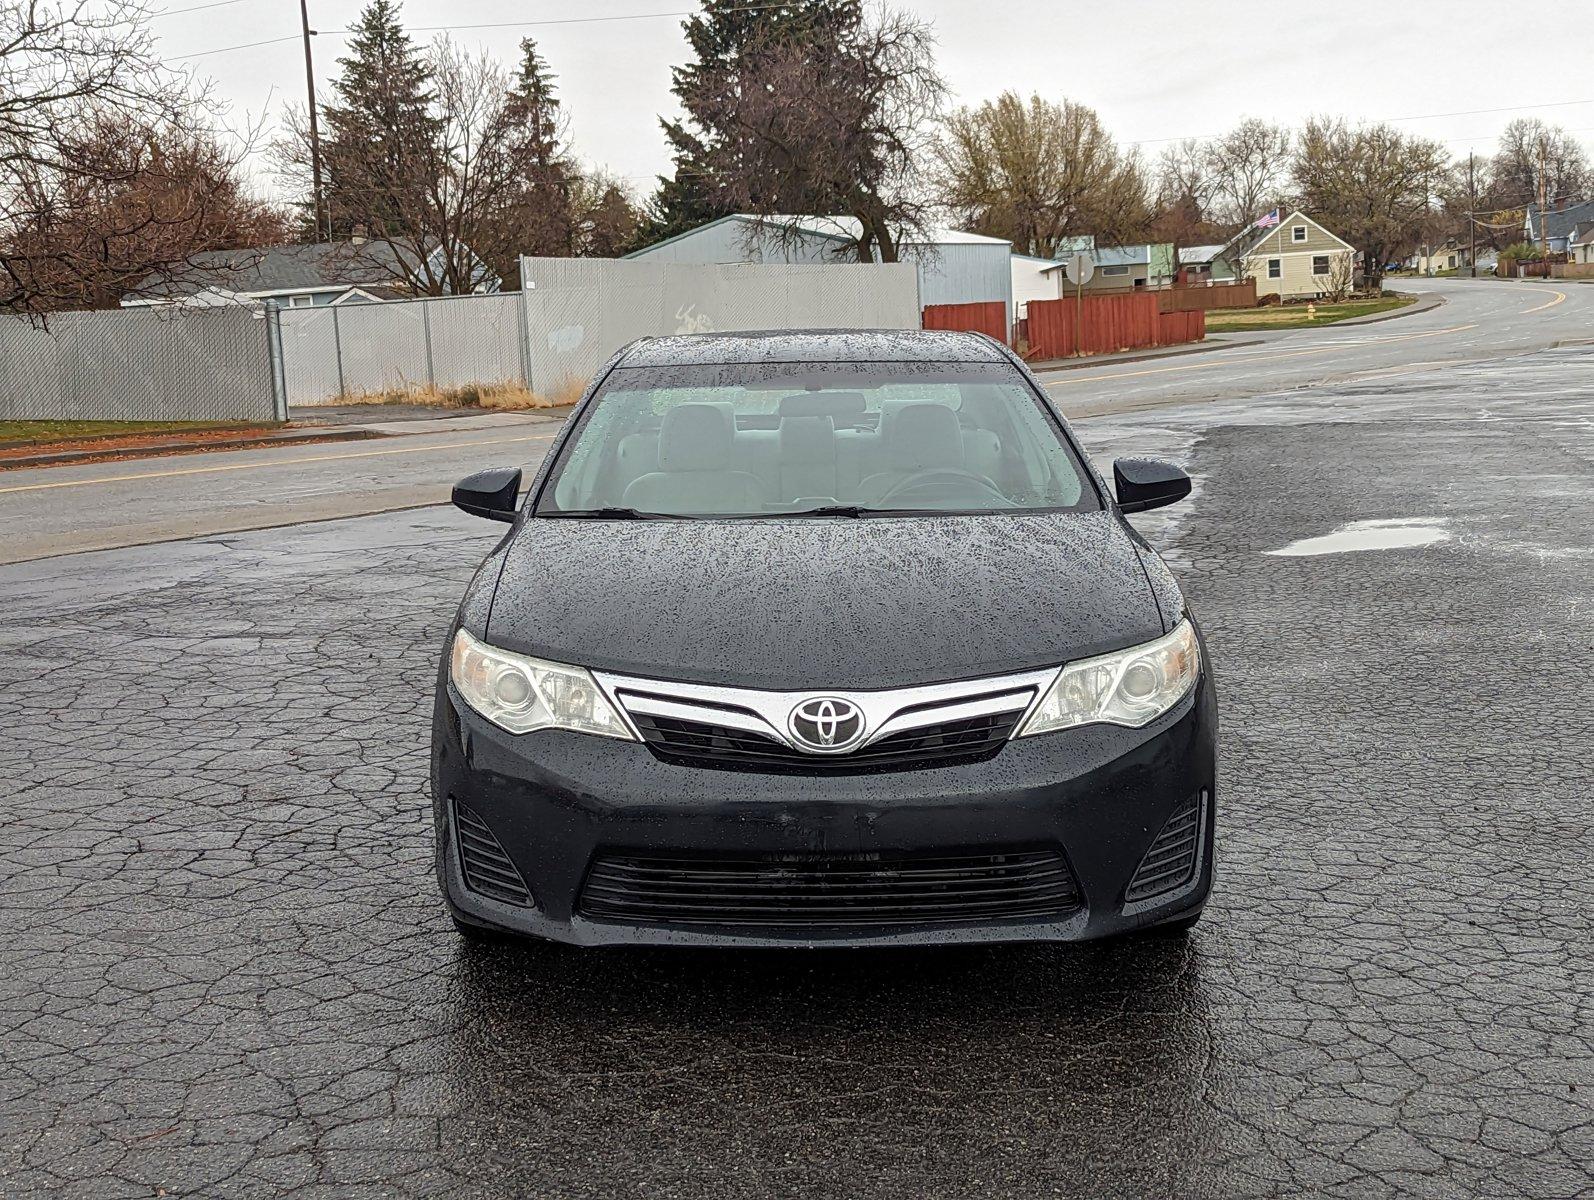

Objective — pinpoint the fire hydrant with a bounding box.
[1307,302,1317,321]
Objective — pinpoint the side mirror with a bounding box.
[1113,458,1191,513]
[452,467,522,522]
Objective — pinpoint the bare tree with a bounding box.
[1291,117,1449,287]
[1206,118,1292,229]
[936,92,1149,256]
[692,3,946,263]
[1494,118,1590,211]
[0,0,271,312]
[1150,139,1218,283]
[1324,250,1354,301]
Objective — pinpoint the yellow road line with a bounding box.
[1521,290,1566,314]
[0,432,559,495]
[1044,323,1480,386]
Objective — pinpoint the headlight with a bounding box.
[449,630,634,739]
[1017,620,1199,737]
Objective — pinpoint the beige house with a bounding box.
[1411,237,1470,275]
[1221,210,1357,300]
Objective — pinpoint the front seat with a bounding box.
[858,403,968,503]
[622,403,765,514]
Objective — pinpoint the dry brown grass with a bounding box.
[334,377,585,411]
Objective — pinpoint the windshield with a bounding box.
[535,362,1100,518]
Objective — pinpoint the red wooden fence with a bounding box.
[1157,280,1256,313]
[922,301,1008,344]
[1026,292,1205,360]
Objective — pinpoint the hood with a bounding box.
[486,511,1167,691]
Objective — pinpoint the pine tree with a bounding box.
[643,0,863,242]
[320,0,438,240]
[503,37,575,256]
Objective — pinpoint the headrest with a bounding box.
[658,403,735,472]
[778,414,835,464]
[881,403,963,471]
[778,391,868,419]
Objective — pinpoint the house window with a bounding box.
[288,294,314,308]
[1100,264,1129,276]
[1267,259,1282,279]
[1292,225,1307,242]
[1312,255,1330,275]
[1447,255,1456,269]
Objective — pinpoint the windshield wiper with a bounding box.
[544,507,674,520]
[780,505,909,518]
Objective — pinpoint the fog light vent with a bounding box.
[1126,792,1203,902]
[453,799,533,907]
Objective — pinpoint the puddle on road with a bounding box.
[1267,518,1452,557]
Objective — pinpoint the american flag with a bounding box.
[1254,208,1281,229]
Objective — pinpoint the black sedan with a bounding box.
[432,330,1216,947]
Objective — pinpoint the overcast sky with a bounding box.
[156,0,1594,201]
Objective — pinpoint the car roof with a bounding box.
[616,329,1011,368]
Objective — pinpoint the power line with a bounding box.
[153,0,248,16]
[164,2,798,60]
[169,35,300,61]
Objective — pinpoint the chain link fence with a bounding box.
[0,307,280,422]
[278,293,527,406]
[519,257,920,396]
[0,262,919,421]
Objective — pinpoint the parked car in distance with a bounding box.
[433,329,1216,948]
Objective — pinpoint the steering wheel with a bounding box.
[876,468,1009,506]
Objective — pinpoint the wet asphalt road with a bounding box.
[3,325,1594,1196]
[1,277,1588,565]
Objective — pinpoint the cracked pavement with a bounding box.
[1,340,1591,1198]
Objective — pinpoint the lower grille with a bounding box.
[579,848,1080,928]
[632,710,1021,773]
[1125,792,1204,902]
[453,799,533,907]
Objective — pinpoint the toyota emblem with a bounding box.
[788,696,866,753]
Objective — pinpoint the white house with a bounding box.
[626,214,1015,327]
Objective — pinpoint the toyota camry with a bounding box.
[432,329,1216,947]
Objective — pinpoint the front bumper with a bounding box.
[431,672,1217,948]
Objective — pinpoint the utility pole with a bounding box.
[1538,135,1549,273]
[1467,151,1477,279]
[299,0,326,243]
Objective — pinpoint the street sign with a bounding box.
[1066,253,1096,286]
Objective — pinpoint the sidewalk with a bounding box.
[0,406,568,471]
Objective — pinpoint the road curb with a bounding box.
[1030,338,1266,375]
[1324,292,1444,327]
[0,427,384,471]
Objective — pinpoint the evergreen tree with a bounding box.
[643,0,862,242]
[320,0,438,240]
[503,37,575,255]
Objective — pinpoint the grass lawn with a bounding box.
[1205,294,1416,332]
[0,419,271,448]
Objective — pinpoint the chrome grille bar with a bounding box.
[593,666,1059,756]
